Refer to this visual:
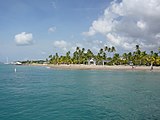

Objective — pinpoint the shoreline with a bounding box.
[28,63,160,72]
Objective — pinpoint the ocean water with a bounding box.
[0,64,160,120]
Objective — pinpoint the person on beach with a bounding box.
[129,61,134,69]
[150,63,153,71]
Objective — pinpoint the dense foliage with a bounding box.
[48,45,160,66]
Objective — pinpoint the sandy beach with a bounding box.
[29,63,160,71]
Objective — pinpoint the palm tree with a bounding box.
[96,53,102,64]
[122,53,128,64]
[49,55,52,59]
[104,46,108,51]
[111,46,116,52]
[155,56,160,66]
[111,46,116,58]
[150,51,154,56]
[133,45,141,65]
[55,53,59,64]
[73,51,78,64]
[153,52,158,65]
[47,45,160,66]
[108,47,111,58]
[86,49,94,60]
[76,47,80,52]
[108,47,111,52]
[82,48,85,52]
[146,51,157,68]
[102,52,106,60]
[48,55,53,63]
[153,52,158,58]
[66,51,71,64]
[72,47,81,64]
[128,52,132,62]
[113,53,120,65]
[99,48,103,54]
[140,51,147,65]
[81,48,87,64]
[136,44,140,51]
[104,46,108,59]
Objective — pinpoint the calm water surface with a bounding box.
[0,64,160,120]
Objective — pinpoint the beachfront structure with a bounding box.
[129,61,133,66]
[102,60,111,65]
[88,58,96,65]
[15,61,22,65]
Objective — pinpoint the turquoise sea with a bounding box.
[0,64,160,120]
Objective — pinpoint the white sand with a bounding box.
[30,63,160,71]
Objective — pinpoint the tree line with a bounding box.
[48,45,160,66]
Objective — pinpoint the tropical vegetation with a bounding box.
[48,45,160,66]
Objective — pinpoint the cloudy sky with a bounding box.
[0,0,160,62]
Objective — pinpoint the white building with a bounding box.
[88,58,96,65]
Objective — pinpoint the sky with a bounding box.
[0,0,160,62]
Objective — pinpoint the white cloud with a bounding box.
[155,33,160,39]
[53,40,69,52]
[137,20,146,30]
[83,18,114,36]
[53,40,85,53]
[78,39,106,53]
[83,0,160,51]
[106,33,121,45]
[53,40,67,48]
[48,27,56,33]
[82,27,96,36]
[15,32,33,46]
[52,39,106,55]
